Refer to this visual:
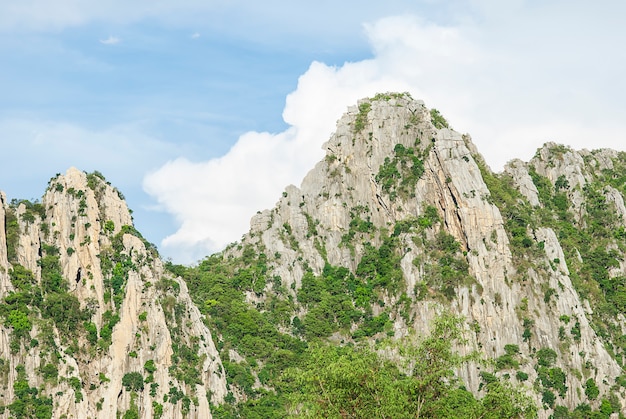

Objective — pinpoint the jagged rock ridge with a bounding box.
[223,93,626,417]
[3,93,626,418]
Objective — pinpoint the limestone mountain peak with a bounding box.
[2,95,626,417]
[224,93,626,416]
[0,168,226,418]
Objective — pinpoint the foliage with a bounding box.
[170,341,203,386]
[7,310,32,338]
[144,360,157,374]
[285,343,413,418]
[340,206,375,249]
[8,365,53,419]
[476,159,535,252]
[584,378,599,400]
[39,363,58,381]
[298,262,389,339]
[84,322,98,344]
[86,170,106,190]
[356,234,404,295]
[9,264,37,292]
[122,393,140,419]
[496,344,520,370]
[98,310,120,349]
[536,348,557,367]
[42,291,87,332]
[152,402,164,419]
[5,207,20,262]
[372,92,413,102]
[122,372,144,392]
[430,108,449,129]
[285,313,536,418]
[418,205,440,228]
[2,256,89,351]
[375,142,427,200]
[536,366,567,399]
[100,237,138,308]
[419,232,474,300]
[104,220,115,233]
[39,250,66,294]
[354,101,371,133]
[224,360,255,395]
[175,250,307,395]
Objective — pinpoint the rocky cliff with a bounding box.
[3,93,626,418]
[217,93,626,417]
[0,169,227,418]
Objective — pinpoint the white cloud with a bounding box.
[145,11,626,264]
[99,36,121,45]
[191,32,200,39]
[143,129,298,263]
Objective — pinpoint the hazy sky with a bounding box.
[2,1,625,264]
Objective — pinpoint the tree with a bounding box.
[396,312,478,416]
[122,372,144,392]
[285,312,537,418]
[285,343,413,418]
[584,378,599,400]
[481,381,537,418]
[8,309,31,338]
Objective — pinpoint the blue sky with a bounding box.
[2,1,626,264]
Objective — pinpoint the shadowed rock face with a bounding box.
[2,94,626,418]
[0,168,226,419]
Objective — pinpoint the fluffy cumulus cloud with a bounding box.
[145,10,626,263]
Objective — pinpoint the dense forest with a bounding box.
[171,250,539,418]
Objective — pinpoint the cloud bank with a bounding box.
[144,11,626,263]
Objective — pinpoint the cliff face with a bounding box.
[226,94,626,416]
[0,169,226,418]
[3,94,626,418]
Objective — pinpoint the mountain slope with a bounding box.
[3,93,626,418]
[183,93,626,417]
[0,169,226,418]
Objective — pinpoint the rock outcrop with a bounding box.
[0,169,226,418]
[3,93,626,418]
[227,93,626,417]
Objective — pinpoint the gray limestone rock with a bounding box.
[231,95,626,416]
[0,168,226,418]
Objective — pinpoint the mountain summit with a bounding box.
[2,93,626,417]
[217,93,626,417]
[0,168,226,418]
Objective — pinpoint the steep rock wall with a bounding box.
[0,169,226,418]
[234,94,626,416]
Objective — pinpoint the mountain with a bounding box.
[2,93,626,418]
[188,93,626,418]
[0,169,226,418]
